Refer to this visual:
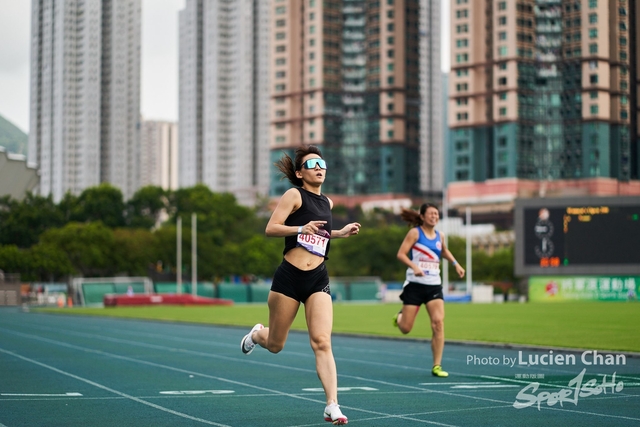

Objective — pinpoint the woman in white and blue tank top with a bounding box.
[394,203,466,378]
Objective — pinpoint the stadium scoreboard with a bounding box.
[515,197,640,276]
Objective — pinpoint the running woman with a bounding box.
[240,145,360,425]
[393,203,465,378]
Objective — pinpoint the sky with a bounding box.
[0,0,449,134]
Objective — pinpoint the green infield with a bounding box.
[36,301,640,352]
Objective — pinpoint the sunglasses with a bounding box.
[302,158,327,170]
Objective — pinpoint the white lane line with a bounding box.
[1,392,82,397]
[451,385,520,389]
[0,347,232,427]
[1,330,460,427]
[419,382,503,386]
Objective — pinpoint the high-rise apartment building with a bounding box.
[140,120,179,190]
[269,0,441,199]
[28,0,141,202]
[179,0,270,206]
[447,0,640,213]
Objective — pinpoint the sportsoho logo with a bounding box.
[511,350,626,410]
[467,350,628,410]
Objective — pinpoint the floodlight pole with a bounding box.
[177,216,182,294]
[192,213,197,297]
[442,189,448,294]
[466,206,472,294]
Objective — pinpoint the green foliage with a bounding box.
[328,225,407,281]
[72,184,126,227]
[126,186,169,229]
[0,194,65,248]
[39,222,116,276]
[0,183,517,283]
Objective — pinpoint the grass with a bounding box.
[36,301,640,353]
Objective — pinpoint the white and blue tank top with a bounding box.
[404,227,442,286]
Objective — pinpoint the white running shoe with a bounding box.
[240,323,263,355]
[324,403,348,425]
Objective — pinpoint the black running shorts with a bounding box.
[270,259,330,303]
[399,282,443,306]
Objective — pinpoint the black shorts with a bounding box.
[400,282,444,306]
[270,259,330,303]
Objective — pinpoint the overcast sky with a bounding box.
[0,0,449,134]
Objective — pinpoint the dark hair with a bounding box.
[274,145,324,187]
[400,203,440,227]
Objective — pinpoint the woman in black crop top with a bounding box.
[239,145,361,425]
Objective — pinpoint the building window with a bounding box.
[275,84,286,92]
[456,24,468,33]
[589,28,597,38]
[589,74,598,84]
[276,58,286,65]
[276,19,286,27]
[498,46,508,57]
[276,110,286,117]
[456,170,469,180]
[590,91,598,99]
[589,0,597,7]
[498,16,506,25]
[498,77,507,85]
[456,113,468,121]
[276,71,286,78]
[387,130,394,138]
[589,43,598,54]
[309,78,315,87]
[275,97,285,104]
[499,93,507,100]
[588,13,597,24]
[387,63,394,71]
[276,45,286,52]
[387,76,394,85]
[310,39,315,46]
[309,132,315,139]
[499,107,507,116]
[456,53,469,63]
[387,49,394,58]
[456,39,468,47]
[590,105,598,114]
[498,32,507,40]
[276,136,286,143]
[620,51,627,60]
[387,23,394,31]
[309,65,315,73]
[621,110,628,119]
[498,1,506,10]
[387,103,394,111]
[276,6,286,14]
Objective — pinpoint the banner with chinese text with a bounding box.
[529,276,639,302]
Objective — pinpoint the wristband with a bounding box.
[452,260,457,266]
[298,226,303,234]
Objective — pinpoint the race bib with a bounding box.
[418,261,440,275]
[297,229,330,257]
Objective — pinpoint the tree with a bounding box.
[0,193,65,248]
[126,185,170,229]
[72,184,126,228]
[39,222,116,277]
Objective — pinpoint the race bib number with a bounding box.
[418,261,440,275]
[297,229,330,257]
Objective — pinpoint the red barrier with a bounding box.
[103,294,234,307]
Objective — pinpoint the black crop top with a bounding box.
[283,187,333,258]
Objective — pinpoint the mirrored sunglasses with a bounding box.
[302,158,327,170]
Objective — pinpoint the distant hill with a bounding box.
[0,114,28,156]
